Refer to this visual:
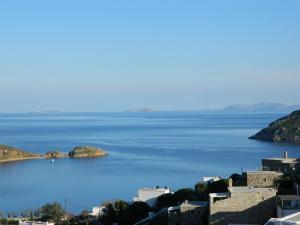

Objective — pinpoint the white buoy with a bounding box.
[51,159,55,163]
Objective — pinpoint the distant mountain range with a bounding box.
[204,103,300,113]
[126,108,155,112]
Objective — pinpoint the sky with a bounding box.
[0,0,299,112]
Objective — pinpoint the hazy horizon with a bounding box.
[1,1,299,112]
[0,102,298,114]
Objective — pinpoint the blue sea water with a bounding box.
[0,112,299,214]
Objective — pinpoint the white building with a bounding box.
[89,206,106,217]
[133,187,172,208]
[19,221,54,225]
[203,176,222,184]
[265,212,300,225]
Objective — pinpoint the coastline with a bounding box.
[0,156,41,163]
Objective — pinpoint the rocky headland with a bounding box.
[68,146,108,158]
[0,144,41,162]
[249,109,300,143]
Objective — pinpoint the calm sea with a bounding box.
[0,112,299,214]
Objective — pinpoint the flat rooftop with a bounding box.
[286,213,300,222]
[245,171,283,175]
[229,186,276,193]
[181,201,208,207]
[139,187,170,191]
[209,192,230,198]
[262,157,299,163]
[267,212,300,224]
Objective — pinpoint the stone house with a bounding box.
[262,152,300,174]
[243,171,283,188]
[209,186,277,225]
[168,200,208,225]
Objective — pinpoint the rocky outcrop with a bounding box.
[0,144,40,162]
[68,146,108,158]
[249,109,300,143]
[44,151,67,158]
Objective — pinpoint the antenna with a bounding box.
[64,199,67,211]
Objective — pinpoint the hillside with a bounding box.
[249,109,300,143]
[0,144,40,162]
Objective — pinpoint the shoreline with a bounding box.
[0,154,107,164]
[0,156,41,163]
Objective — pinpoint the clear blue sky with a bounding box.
[0,0,299,112]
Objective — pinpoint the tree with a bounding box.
[100,203,115,225]
[123,202,150,225]
[174,188,195,202]
[157,193,178,209]
[0,218,8,225]
[278,176,295,195]
[41,202,65,225]
[206,179,228,194]
[79,209,89,220]
[114,200,129,224]
[229,173,246,186]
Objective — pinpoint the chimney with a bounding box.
[228,178,233,188]
[284,152,288,159]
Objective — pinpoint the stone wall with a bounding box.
[245,172,283,188]
[209,189,276,225]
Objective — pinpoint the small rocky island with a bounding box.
[44,151,67,158]
[0,144,108,163]
[68,146,108,158]
[249,109,300,143]
[0,144,40,162]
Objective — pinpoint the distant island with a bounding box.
[126,108,155,112]
[204,103,300,114]
[249,109,300,143]
[0,145,108,163]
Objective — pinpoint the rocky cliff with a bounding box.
[249,109,300,143]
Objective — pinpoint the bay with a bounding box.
[0,112,299,214]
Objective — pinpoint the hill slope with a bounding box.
[249,109,300,143]
[0,144,40,162]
